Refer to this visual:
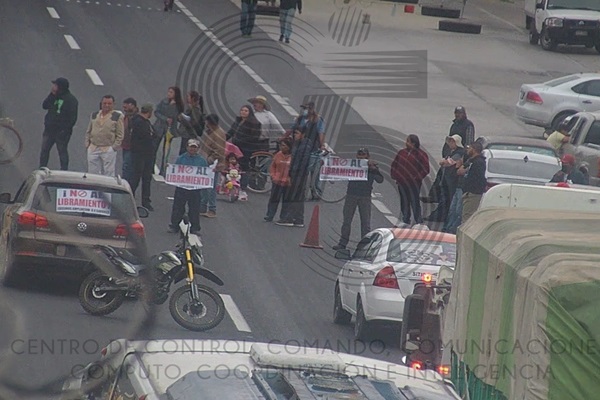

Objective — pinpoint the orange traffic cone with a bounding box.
[300,204,323,249]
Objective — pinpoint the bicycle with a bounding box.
[246,140,279,194]
[309,146,347,204]
[0,118,24,165]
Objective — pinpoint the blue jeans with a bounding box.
[240,2,257,35]
[200,171,218,212]
[122,149,132,182]
[307,152,323,197]
[443,188,463,234]
[279,8,295,39]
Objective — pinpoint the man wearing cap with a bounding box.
[168,138,208,234]
[550,154,587,185]
[457,141,487,223]
[121,97,138,182]
[248,95,285,144]
[333,148,383,251]
[129,104,156,211]
[85,95,124,176]
[445,106,474,157]
[40,77,79,171]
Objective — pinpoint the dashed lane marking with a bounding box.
[64,34,81,49]
[85,69,104,85]
[62,0,181,12]
[47,7,60,18]
[221,295,252,332]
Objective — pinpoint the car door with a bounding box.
[574,80,600,112]
[341,234,379,314]
[573,119,600,185]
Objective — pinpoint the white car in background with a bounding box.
[333,228,457,341]
[515,73,600,135]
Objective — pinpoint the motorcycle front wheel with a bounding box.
[168,284,225,331]
[78,271,126,316]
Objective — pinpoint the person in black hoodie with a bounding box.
[129,104,156,211]
[39,77,78,170]
[228,105,262,200]
[276,129,311,227]
[457,141,487,223]
[333,148,383,250]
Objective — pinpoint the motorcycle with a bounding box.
[78,217,225,332]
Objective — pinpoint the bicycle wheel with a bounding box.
[317,179,347,203]
[0,123,23,165]
[247,152,273,193]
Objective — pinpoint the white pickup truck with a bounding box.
[525,0,600,52]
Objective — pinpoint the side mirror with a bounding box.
[136,206,149,218]
[334,249,352,260]
[0,193,12,204]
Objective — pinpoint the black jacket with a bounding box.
[179,105,205,139]
[290,138,312,179]
[462,154,487,195]
[42,85,78,132]
[130,114,155,155]
[347,165,383,197]
[280,0,302,11]
[442,147,466,188]
[228,117,262,152]
[449,118,475,147]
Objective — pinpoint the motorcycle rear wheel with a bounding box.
[169,284,225,331]
[79,271,126,316]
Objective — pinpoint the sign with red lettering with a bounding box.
[165,164,214,190]
[56,189,112,216]
[320,157,368,181]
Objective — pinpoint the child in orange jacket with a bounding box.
[264,137,292,222]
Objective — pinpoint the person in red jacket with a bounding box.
[391,134,430,225]
[264,137,292,222]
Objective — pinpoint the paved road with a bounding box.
[0,0,599,398]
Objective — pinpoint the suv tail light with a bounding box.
[17,211,49,228]
[373,266,399,289]
[130,222,145,237]
[525,91,543,104]
[114,224,128,237]
[114,222,146,238]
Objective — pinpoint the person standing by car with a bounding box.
[121,97,138,182]
[228,105,262,201]
[200,114,227,218]
[550,154,587,185]
[458,141,487,223]
[129,104,156,211]
[168,139,208,235]
[85,95,124,176]
[391,134,430,226]
[39,77,78,171]
[177,90,205,155]
[333,148,383,251]
[279,0,302,43]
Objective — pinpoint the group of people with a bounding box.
[240,0,302,43]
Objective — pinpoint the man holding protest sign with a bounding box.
[332,148,383,250]
[167,139,209,234]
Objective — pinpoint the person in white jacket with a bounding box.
[248,95,285,144]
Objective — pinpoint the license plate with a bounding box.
[575,30,587,36]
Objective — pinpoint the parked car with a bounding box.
[62,339,462,400]
[0,169,148,285]
[483,148,561,190]
[333,228,457,341]
[561,110,600,186]
[515,73,600,135]
[479,135,559,158]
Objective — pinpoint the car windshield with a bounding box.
[32,183,135,219]
[544,74,580,87]
[547,0,600,11]
[387,240,456,266]
[487,158,557,180]
[485,144,556,157]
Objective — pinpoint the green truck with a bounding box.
[401,183,600,400]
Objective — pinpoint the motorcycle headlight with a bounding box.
[545,17,563,27]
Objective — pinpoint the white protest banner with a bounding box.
[56,189,112,216]
[165,163,214,190]
[320,157,368,181]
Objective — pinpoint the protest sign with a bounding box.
[56,189,112,216]
[165,164,215,190]
[320,157,368,181]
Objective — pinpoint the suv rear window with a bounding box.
[32,183,135,219]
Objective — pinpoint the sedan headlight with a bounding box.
[545,17,563,28]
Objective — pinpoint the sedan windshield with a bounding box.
[485,144,556,157]
[487,158,557,180]
[387,240,456,266]
[547,0,600,11]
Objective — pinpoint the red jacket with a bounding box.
[390,148,430,185]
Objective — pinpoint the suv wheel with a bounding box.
[540,27,558,51]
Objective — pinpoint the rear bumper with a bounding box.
[363,287,405,322]
[514,104,551,127]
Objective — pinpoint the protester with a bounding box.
[279,0,302,44]
[177,90,205,155]
[443,106,475,157]
[240,0,258,37]
[39,77,78,171]
[441,138,474,234]
[550,154,587,185]
[458,141,487,223]
[121,97,138,181]
[248,95,285,142]
[228,105,262,201]
[276,129,311,227]
[154,86,185,169]
[391,134,430,226]
[200,114,227,218]
[85,95,124,176]
[168,139,208,235]
[333,148,383,250]
[129,104,156,211]
[264,137,292,222]
[546,121,571,155]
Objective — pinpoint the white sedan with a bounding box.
[515,73,600,134]
[333,228,457,340]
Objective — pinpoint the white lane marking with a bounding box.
[85,69,104,86]
[371,199,392,216]
[221,295,252,332]
[64,35,81,50]
[386,215,400,225]
[153,173,165,182]
[47,7,60,18]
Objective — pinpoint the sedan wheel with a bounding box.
[354,297,371,341]
[333,284,352,325]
